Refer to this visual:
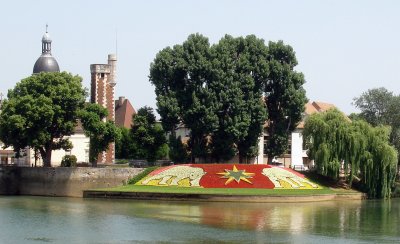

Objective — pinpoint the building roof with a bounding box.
[115,97,136,128]
[297,101,338,129]
[310,101,336,114]
[33,54,60,73]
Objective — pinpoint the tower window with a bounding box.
[100,73,105,78]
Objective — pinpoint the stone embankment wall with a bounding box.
[0,166,142,197]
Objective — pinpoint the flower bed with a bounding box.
[136,164,320,189]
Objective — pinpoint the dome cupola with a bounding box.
[33,25,60,74]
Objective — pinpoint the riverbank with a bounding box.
[0,166,143,197]
[0,165,368,202]
[83,187,366,202]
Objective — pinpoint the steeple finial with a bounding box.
[46,24,48,33]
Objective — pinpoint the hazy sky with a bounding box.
[1,0,400,115]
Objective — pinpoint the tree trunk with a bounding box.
[238,152,243,164]
[43,148,52,167]
[266,156,271,166]
[38,147,50,167]
[89,143,98,167]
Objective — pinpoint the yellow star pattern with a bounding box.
[217,165,255,185]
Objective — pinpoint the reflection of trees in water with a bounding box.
[105,199,399,241]
[4,197,399,241]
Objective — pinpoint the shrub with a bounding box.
[61,155,77,167]
[128,166,158,184]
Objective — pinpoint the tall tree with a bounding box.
[150,34,306,163]
[150,34,217,162]
[264,40,308,159]
[0,72,86,167]
[131,106,168,163]
[209,35,268,163]
[79,103,120,167]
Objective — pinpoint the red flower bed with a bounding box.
[138,164,319,189]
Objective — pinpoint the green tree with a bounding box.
[209,35,268,163]
[264,41,308,160]
[353,87,394,126]
[303,109,398,198]
[115,127,137,159]
[79,103,120,167]
[131,106,168,163]
[353,87,400,164]
[0,72,86,167]
[150,34,218,162]
[150,34,306,164]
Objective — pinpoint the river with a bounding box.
[0,196,399,243]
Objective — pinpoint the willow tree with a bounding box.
[352,121,398,198]
[303,109,348,179]
[303,109,398,198]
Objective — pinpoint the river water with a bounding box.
[0,196,399,244]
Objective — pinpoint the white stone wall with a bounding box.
[291,130,304,167]
[29,134,90,166]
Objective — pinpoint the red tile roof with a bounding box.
[115,97,136,128]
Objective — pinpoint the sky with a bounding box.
[1,0,400,115]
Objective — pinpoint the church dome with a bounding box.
[33,54,60,73]
[33,26,60,74]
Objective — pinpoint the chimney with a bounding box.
[118,96,125,106]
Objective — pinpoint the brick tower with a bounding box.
[90,54,117,163]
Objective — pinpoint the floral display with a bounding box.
[137,164,320,189]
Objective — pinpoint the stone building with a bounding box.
[90,55,117,163]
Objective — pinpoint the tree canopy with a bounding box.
[0,72,86,167]
[149,34,306,163]
[264,41,307,158]
[130,106,168,163]
[303,109,398,198]
[79,103,120,166]
[353,87,400,164]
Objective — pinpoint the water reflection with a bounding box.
[0,196,399,243]
[88,197,399,241]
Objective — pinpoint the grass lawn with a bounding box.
[93,185,336,196]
